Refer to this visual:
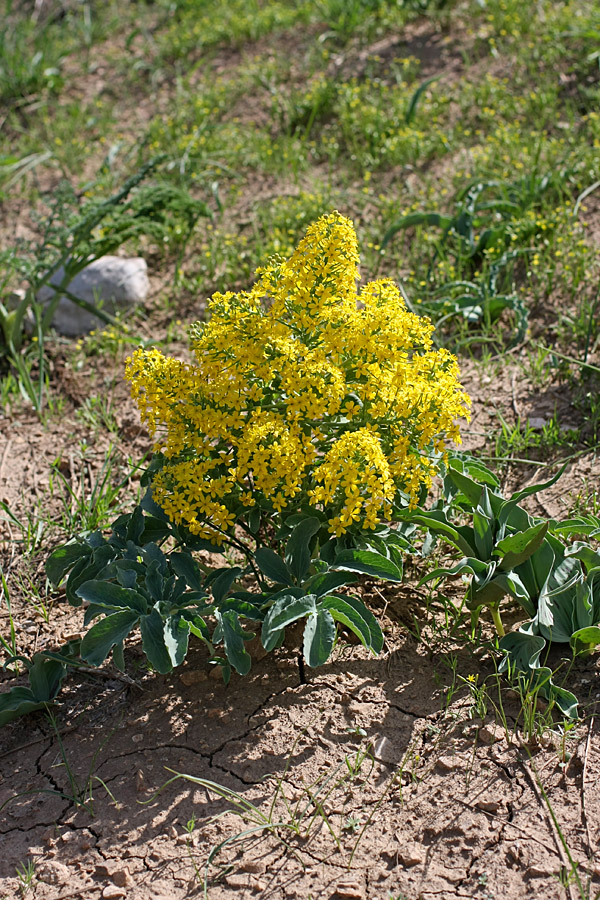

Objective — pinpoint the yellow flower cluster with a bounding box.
[126,212,470,543]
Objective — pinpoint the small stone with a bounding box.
[111,869,131,887]
[179,669,208,685]
[436,755,461,771]
[102,887,127,899]
[239,861,266,874]
[132,733,144,743]
[477,799,501,813]
[135,769,146,793]
[528,862,554,877]
[399,844,423,867]
[479,724,504,745]
[528,417,547,429]
[37,861,70,884]
[332,881,363,898]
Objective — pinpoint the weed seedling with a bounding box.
[15,860,35,898]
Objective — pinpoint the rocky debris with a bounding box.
[398,843,424,867]
[36,256,149,335]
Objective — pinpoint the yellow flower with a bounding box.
[125,212,470,540]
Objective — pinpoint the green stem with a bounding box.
[490,605,505,638]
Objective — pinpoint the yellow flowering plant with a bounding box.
[44,213,470,686]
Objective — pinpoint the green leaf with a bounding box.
[126,506,145,544]
[211,566,243,604]
[285,516,321,582]
[75,580,148,615]
[570,625,600,655]
[565,542,600,573]
[80,610,139,667]
[405,74,439,124]
[140,608,174,673]
[219,597,263,620]
[319,595,371,650]
[495,521,549,571]
[112,641,125,672]
[181,611,212,647]
[333,549,402,582]
[145,559,164,603]
[220,610,252,676]
[45,541,91,585]
[498,630,547,672]
[254,547,294,585]
[164,615,190,667]
[140,514,173,544]
[419,557,490,585]
[535,574,581,643]
[382,212,452,249]
[473,507,493,559]
[0,688,49,727]
[404,509,476,556]
[171,551,205,591]
[261,594,317,652]
[303,608,336,667]
[305,570,358,598]
[27,654,67,701]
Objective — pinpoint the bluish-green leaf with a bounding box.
[303,608,336,667]
[509,464,567,504]
[319,596,371,650]
[254,547,294,585]
[285,516,321,582]
[211,566,243,605]
[27,654,67,702]
[0,688,48,727]
[261,595,317,652]
[305,570,358,598]
[570,625,600,655]
[140,608,173,673]
[164,615,190,667]
[221,611,252,676]
[333,549,402,582]
[495,521,549,571]
[498,630,547,673]
[80,610,139,667]
[45,541,91,586]
[171,552,205,591]
[76,580,148,615]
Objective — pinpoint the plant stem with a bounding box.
[490,605,505,638]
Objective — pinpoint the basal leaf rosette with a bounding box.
[125,212,471,544]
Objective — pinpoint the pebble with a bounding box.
[332,881,363,898]
[477,799,502,813]
[102,887,127,899]
[399,843,424,867]
[436,755,461,771]
[479,724,504,745]
[111,869,131,887]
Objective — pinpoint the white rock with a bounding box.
[36,256,149,336]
